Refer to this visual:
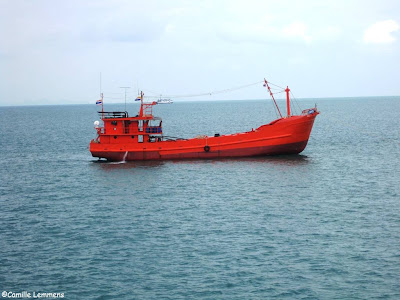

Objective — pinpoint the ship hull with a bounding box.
[90,111,318,161]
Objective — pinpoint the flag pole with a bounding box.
[101,93,104,119]
[99,72,104,119]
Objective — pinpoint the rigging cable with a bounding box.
[290,91,303,115]
[103,79,303,119]
[142,81,264,99]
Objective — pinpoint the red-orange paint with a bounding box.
[90,87,319,161]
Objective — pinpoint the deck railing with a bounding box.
[99,111,128,118]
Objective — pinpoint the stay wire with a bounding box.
[142,81,264,99]
[267,81,285,90]
[290,91,302,115]
[107,79,286,100]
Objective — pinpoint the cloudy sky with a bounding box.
[1,0,399,106]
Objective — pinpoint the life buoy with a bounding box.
[204,145,210,152]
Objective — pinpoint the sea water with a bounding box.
[0,98,399,299]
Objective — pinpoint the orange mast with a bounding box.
[285,86,291,117]
[139,91,158,118]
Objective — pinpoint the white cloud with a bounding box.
[282,22,312,43]
[313,26,341,42]
[363,20,399,44]
[218,21,313,44]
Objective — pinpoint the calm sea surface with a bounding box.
[1,98,399,299]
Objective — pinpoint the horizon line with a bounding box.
[1,95,399,108]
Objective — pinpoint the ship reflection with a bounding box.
[91,154,310,169]
[92,159,166,170]
[170,154,310,166]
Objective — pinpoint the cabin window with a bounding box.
[138,120,143,132]
[138,135,143,143]
[149,120,162,127]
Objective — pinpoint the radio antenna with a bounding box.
[120,86,130,111]
[99,72,102,97]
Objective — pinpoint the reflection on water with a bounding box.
[91,159,166,171]
[91,154,310,170]
[168,154,311,166]
[218,154,310,165]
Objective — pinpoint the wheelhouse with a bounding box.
[94,110,163,144]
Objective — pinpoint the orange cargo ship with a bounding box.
[90,80,319,161]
